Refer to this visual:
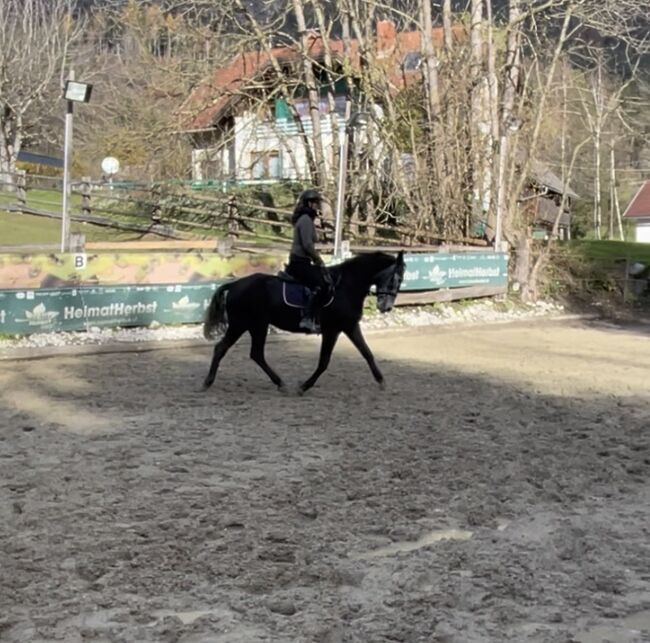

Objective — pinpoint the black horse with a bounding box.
[202,251,405,393]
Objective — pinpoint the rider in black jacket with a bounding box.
[287,189,331,332]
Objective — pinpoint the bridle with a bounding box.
[374,260,403,298]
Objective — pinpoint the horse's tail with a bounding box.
[203,282,232,340]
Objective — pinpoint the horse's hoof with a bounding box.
[377,379,386,391]
[202,380,213,392]
[277,382,288,394]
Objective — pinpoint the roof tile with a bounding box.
[179,25,465,130]
[624,180,650,219]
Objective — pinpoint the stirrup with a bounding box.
[299,317,320,333]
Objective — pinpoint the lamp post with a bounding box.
[494,117,521,253]
[61,72,92,252]
[333,110,369,260]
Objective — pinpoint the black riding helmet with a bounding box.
[292,189,322,223]
[299,189,322,206]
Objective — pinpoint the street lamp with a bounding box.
[494,116,522,253]
[333,110,369,260]
[61,72,92,252]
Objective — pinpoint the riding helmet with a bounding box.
[300,189,322,205]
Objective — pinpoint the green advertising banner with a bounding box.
[0,251,509,335]
[0,283,221,335]
[401,252,508,291]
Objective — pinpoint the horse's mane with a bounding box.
[334,251,395,272]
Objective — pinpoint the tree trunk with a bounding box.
[514,231,533,299]
[484,0,499,220]
[419,0,442,121]
[470,0,483,215]
[489,0,522,243]
[612,147,625,240]
[419,0,448,231]
[0,111,21,191]
[608,143,616,239]
[292,0,327,189]
[591,63,604,240]
[615,184,624,241]
[593,127,602,239]
[442,0,453,53]
[313,0,341,193]
[344,0,378,236]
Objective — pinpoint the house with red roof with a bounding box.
[177,21,463,184]
[623,180,650,243]
[176,21,577,240]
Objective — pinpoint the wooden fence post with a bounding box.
[81,176,91,218]
[70,232,86,253]
[16,170,27,208]
[151,184,162,223]
[217,237,233,256]
[227,196,239,240]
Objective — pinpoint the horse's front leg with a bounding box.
[299,329,340,394]
[344,323,384,387]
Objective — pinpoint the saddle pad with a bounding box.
[282,282,335,309]
[282,282,311,308]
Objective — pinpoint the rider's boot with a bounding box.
[299,291,320,333]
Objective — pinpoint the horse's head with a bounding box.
[374,251,405,313]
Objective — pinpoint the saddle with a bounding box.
[276,269,334,309]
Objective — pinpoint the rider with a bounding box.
[288,189,331,333]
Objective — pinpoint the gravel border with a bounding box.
[0,299,566,356]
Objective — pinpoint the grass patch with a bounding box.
[0,188,82,212]
[546,239,650,313]
[0,186,293,246]
[569,240,650,264]
[0,210,159,246]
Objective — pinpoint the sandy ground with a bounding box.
[1,319,649,643]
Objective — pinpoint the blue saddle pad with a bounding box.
[282,282,312,308]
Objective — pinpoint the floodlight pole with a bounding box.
[333,110,368,260]
[333,127,349,261]
[61,70,74,253]
[494,131,507,253]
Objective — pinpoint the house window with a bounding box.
[282,95,347,121]
[192,148,223,181]
[251,151,281,179]
[296,96,345,120]
[403,52,422,71]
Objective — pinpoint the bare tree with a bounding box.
[578,48,642,239]
[291,0,327,188]
[0,0,83,188]
[73,2,232,180]
[171,0,650,255]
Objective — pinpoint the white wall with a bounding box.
[191,146,230,181]
[234,112,345,181]
[192,104,386,184]
[635,222,650,243]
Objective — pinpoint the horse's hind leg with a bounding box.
[249,325,284,390]
[203,325,245,390]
